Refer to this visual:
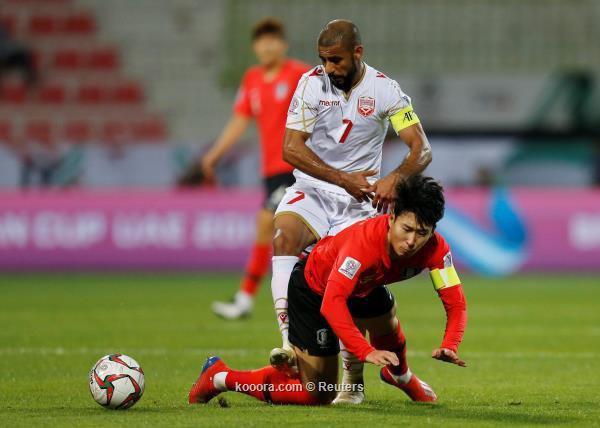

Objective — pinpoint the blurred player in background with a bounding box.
[269,20,432,402]
[189,176,467,406]
[196,18,310,319]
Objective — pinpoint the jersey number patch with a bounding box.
[287,191,305,205]
[339,119,353,144]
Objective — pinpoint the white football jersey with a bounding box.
[286,62,420,194]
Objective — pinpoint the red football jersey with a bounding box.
[305,214,450,299]
[304,214,466,361]
[233,58,311,178]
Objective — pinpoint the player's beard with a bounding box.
[328,60,358,92]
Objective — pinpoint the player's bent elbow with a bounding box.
[421,145,432,166]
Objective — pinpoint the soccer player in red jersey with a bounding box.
[205,18,310,319]
[189,175,467,405]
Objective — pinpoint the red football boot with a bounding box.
[380,367,437,402]
[188,356,230,404]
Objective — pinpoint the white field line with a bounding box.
[0,347,596,359]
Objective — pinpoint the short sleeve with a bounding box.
[285,69,321,134]
[381,79,421,134]
[233,72,253,118]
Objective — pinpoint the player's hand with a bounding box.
[431,348,467,367]
[339,170,377,203]
[200,151,219,180]
[365,350,400,367]
[366,173,401,213]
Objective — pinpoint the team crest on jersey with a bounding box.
[275,82,289,100]
[339,256,361,279]
[358,96,375,117]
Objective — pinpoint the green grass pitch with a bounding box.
[1,272,599,427]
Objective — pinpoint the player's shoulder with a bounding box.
[368,65,402,92]
[420,232,451,268]
[241,65,263,82]
[299,65,326,81]
[340,215,387,258]
[294,65,326,94]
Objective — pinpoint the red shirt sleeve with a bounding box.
[320,248,376,362]
[233,71,253,118]
[426,234,467,353]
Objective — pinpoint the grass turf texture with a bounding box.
[1,273,599,427]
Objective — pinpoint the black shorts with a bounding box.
[263,172,295,211]
[288,261,395,357]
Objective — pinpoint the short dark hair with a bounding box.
[317,19,361,51]
[252,17,286,41]
[392,175,445,228]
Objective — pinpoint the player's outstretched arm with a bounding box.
[201,114,250,179]
[368,123,432,212]
[283,128,374,202]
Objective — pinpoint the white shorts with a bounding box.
[274,180,377,239]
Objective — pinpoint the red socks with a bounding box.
[240,243,271,296]
[370,320,408,376]
[225,366,321,405]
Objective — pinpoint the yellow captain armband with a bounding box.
[429,266,461,291]
[390,106,420,133]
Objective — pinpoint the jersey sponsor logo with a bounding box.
[319,100,341,107]
[288,97,300,115]
[275,82,289,101]
[376,72,387,78]
[338,256,361,279]
[358,96,375,117]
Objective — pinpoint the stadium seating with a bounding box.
[0,0,168,145]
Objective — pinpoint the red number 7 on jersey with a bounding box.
[287,191,305,205]
[339,119,353,144]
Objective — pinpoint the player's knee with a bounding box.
[273,228,302,256]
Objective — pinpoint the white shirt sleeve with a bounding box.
[381,79,411,117]
[286,70,321,134]
[381,79,421,134]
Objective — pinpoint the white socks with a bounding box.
[340,342,364,385]
[213,372,228,392]
[389,368,412,384]
[271,255,299,349]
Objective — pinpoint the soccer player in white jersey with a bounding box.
[269,20,432,403]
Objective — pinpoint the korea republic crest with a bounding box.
[358,96,375,117]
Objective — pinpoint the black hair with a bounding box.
[251,17,286,41]
[392,175,445,228]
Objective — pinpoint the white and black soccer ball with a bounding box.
[89,353,145,409]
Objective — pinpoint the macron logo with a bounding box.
[338,257,361,279]
[319,100,340,107]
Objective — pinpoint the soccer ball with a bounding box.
[89,353,145,409]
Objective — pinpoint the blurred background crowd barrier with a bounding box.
[1,0,599,273]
